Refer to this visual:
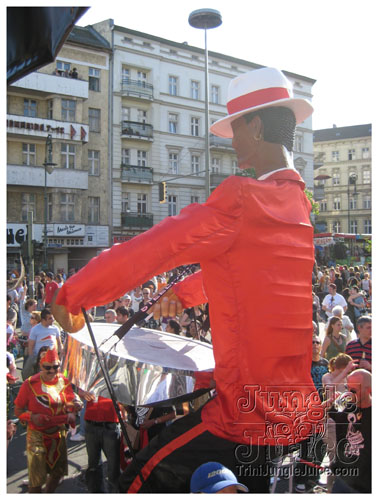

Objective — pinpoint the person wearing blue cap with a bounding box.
[190,462,248,494]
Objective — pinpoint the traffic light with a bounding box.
[159,181,167,203]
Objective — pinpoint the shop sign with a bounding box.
[314,237,334,246]
[54,224,85,236]
[7,224,28,246]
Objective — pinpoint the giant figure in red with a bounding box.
[53,67,322,492]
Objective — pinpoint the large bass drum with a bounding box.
[61,323,214,406]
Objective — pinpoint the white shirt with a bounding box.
[322,293,347,317]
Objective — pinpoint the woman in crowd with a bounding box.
[348,286,366,326]
[320,316,347,361]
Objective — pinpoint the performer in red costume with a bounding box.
[14,348,82,493]
[53,67,323,492]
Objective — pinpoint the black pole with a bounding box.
[81,308,147,489]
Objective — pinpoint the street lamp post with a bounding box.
[43,134,57,269]
[188,8,222,199]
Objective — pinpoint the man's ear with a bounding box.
[247,114,263,141]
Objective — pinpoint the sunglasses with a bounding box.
[312,341,321,345]
[42,364,60,371]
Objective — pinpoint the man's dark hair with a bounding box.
[116,306,129,318]
[168,319,181,335]
[356,316,371,330]
[244,106,296,152]
[41,308,52,320]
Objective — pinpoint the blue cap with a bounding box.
[190,462,249,493]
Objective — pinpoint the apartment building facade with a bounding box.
[92,19,316,245]
[313,124,372,235]
[7,26,111,273]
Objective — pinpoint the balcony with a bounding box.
[10,71,89,99]
[121,120,153,140]
[210,172,230,189]
[7,114,89,143]
[121,164,153,184]
[121,78,153,100]
[121,212,154,229]
[7,164,88,190]
[210,134,233,150]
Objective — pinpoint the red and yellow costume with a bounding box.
[14,351,78,488]
[56,170,322,447]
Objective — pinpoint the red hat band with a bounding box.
[227,87,290,116]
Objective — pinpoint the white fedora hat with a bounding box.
[210,67,313,138]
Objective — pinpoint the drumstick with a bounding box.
[113,265,193,340]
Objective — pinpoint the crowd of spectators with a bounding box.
[7,260,371,493]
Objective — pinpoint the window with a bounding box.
[362,169,371,184]
[232,160,240,175]
[88,197,100,224]
[22,143,36,165]
[362,147,370,159]
[21,193,35,221]
[191,195,199,204]
[122,67,130,82]
[211,157,220,173]
[137,109,147,123]
[57,61,70,72]
[332,221,341,233]
[191,155,200,175]
[47,100,53,119]
[211,85,219,104]
[121,148,130,165]
[169,113,178,133]
[350,220,358,234]
[363,196,371,209]
[89,67,100,92]
[191,117,200,137]
[61,143,76,169]
[88,150,100,175]
[294,134,303,152]
[169,76,178,96]
[47,193,53,222]
[137,193,147,214]
[60,193,75,222]
[333,197,341,210]
[61,99,76,121]
[364,219,372,233]
[137,71,147,87]
[89,108,101,132]
[137,150,147,167]
[168,195,177,216]
[191,80,200,100]
[332,151,339,162]
[169,153,179,174]
[121,193,130,213]
[349,197,357,210]
[122,107,130,121]
[24,99,37,117]
[332,171,340,185]
[320,200,327,212]
[348,149,356,160]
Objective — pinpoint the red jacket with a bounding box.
[56,170,322,445]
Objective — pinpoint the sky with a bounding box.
[72,0,376,131]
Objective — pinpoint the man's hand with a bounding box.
[359,358,371,371]
[154,289,183,318]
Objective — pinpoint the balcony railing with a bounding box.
[121,78,153,100]
[121,164,153,183]
[121,120,153,140]
[121,212,154,229]
[210,134,233,150]
[210,172,230,189]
